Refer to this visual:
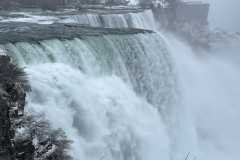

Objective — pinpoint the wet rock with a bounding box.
[0,22,152,44]
[0,54,33,159]
[14,140,35,160]
[0,53,11,64]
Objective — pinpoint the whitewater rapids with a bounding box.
[1,9,240,160]
[0,33,175,160]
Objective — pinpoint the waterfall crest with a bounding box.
[0,10,157,30]
[71,10,156,30]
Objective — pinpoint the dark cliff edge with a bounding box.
[0,22,153,44]
[0,53,72,160]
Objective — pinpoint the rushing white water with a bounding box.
[70,10,156,30]
[165,34,240,160]
[26,64,170,160]
[0,33,176,160]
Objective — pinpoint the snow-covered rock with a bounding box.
[128,0,167,7]
[0,52,6,56]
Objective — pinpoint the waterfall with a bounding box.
[0,33,176,160]
[1,10,156,30]
[71,10,157,30]
[71,13,102,27]
[2,6,239,160]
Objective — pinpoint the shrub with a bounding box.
[19,110,73,160]
[0,55,31,92]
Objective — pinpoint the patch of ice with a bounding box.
[128,0,139,6]
[33,137,39,146]
[128,0,167,7]
[15,126,31,140]
[17,127,26,134]
[0,52,6,56]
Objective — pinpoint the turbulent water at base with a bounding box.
[166,35,240,160]
[71,10,156,30]
[0,33,176,160]
[1,9,240,160]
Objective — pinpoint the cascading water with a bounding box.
[0,33,176,160]
[1,10,156,30]
[1,7,239,160]
[71,10,156,30]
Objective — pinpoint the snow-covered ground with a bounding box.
[128,0,139,6]
[128,0,167,7]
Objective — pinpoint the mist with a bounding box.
[184,0,240,32]
[164,31,240,160]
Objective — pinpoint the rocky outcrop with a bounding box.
[153,0,209,26]
[0,96,13,159]
[176,1,209,25]
[152,0,238,49]
[0,52,34,159]
[0,53,16,159]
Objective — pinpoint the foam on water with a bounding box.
[26,63,170,160]
[0,33,176,160]
[166,34,240,160]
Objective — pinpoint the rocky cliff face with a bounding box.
[0,93,13,159]
[0,53,30,159]
[152,1,240,49]
[0,53,72,160]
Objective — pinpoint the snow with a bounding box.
[33,138,39,146]
[128,0,167,7]
[17,127,26,134]
[128,0,139,6]
[14,126,31,140]
[0,52,6,56]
